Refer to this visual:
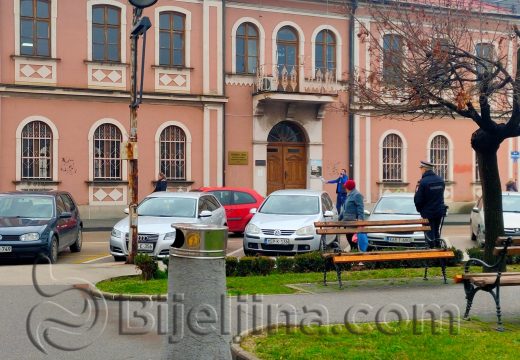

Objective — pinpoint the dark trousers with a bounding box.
[425,216,442,247]
[346,234,357,251]
[336,193,347,213]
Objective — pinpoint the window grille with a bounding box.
[20,0,51,56]
[160,126,186,180]
[92,5,121,62]
[21,121,52,180]
[236,22,259,74]
[382,134,403,182]
[93,124,122,180]
[430,135,449,181]
[159,12,185,66]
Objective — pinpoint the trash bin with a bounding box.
[162,223,231,360]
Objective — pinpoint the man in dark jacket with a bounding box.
[414,161,446,247]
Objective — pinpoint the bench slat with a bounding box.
[496,237,520,246]
[465,273,520,287]
[333,251,454,263]
[315,219,429,227]
[493,246,520,256]
[317,226,430,235]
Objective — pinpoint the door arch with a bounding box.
[267,121,307,194]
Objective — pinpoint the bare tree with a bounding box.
[352,0,520,266]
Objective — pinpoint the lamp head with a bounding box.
[129,0,158,9]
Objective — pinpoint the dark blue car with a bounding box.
[0,191,82,263]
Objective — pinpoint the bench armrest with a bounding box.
[464,258,495,273]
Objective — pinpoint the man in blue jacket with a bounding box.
[322,168,348,213]
[414,161,446,247]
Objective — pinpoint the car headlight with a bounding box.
[20,232,40,241]
[295,225,315,236]
[164,232,176,241]
[111,228,122,238]
[245,223,261,235]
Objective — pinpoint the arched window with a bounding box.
[382,134,403,182]
[92,4,121,62]
[21,121,52,179]
[20,0,51,56]
[160,125,186,180]
[93,124,122,180]
[276,26,298,91]
[267,121,306,143]
[159,11,185,66]
[315,30,336,79]
[383,34,404,87]
[236,22,258,74]
[430,135,449,180]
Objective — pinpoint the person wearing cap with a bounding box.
[339,179,364,250]
[321,168,349,213]
[414,160,446,247]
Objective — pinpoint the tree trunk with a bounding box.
[472,129,504,271]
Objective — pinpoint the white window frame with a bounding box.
[272,21,305,86]
[427,132,453,182]
[14,0,58,58]
[379,130,407,183]
[155,6,191,68]
[311,25,342,81]
[87,119,128,181]
[155,121,192,182]
[15,116,59,181]
[231,17,265,74]
[86,0,127,63]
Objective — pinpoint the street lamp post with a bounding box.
[126,0,156,264]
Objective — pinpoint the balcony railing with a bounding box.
[255,64,340,94]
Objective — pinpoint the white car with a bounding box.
[243,189,338,255]
[366,193,427,249]
[109,192,226,261]
[470,192,520,247]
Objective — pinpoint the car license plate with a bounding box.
[138,243,154,251]
[0,246,12,253]
[265,238,289,245]
[386,237,410,243]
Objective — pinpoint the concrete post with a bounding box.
[162,223,231,360]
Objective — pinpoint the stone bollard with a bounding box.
[162,223,231,360]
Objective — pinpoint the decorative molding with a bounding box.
[87,63,126,89]
[225,74,255,86]
[89,185,127,205]
[15,58,57,84]
[155,67,191,92]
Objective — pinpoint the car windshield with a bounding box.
[0,195,54,218]
[259,195,319,215]
[502,195,520,212]
[137,197,197,217]
[373,197,419,215]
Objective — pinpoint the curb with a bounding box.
[75,283,167,302]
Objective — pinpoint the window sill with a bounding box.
[11,55,60,61]
[376,181,410,186]
[152,65,193,71]
[85,180,128,185]
[84,60,129,66]
[226,72,256,76]
[13,180,61,185]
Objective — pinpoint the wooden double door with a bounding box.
[267,144,306,194]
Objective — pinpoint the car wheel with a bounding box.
[470,221,476,241]
[70,227,83,253]
[48,237,59,264]
[113,255,126,262]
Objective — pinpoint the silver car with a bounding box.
[243,189,338,255]
[470,192,520,247]
[110,192,226,261]
[367,193,427,249]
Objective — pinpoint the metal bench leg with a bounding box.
[321,235,327,286]
[441,259,447,284]
[423,263,429,281]
[491,287,504,332]
[335,263,343,288]
[463,283,478,321]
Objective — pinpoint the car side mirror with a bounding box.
[199,210,212,218]
[249,208,257,214]
[324,210,334,217]
[59,212,72,219]
[472,207,479,213]
[364,210,371,216]
[124,208,129,214]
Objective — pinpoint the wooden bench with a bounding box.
[456,236,520,331]
[315,219,455,288]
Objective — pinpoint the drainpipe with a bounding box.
[222,0,227,186]
[348,0,358,179]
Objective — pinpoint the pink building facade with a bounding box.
[0,0,518,218]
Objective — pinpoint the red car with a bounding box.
[198,187,264,234]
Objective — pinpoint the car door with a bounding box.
[55,195,74,248]
[206,195,226,225]
[471,197,483,236]
[60,193,80,245]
